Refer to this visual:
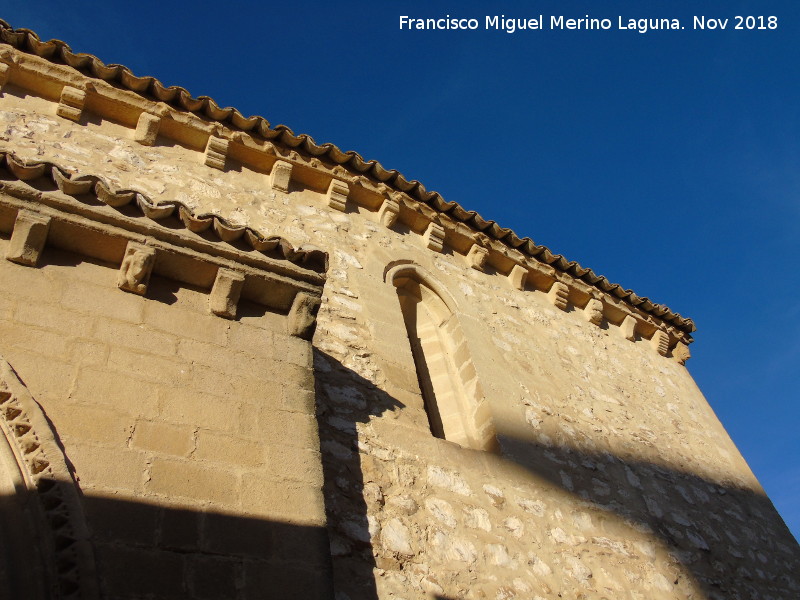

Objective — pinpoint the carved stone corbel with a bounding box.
[422,222,446,252]
[508,264,528,290]
[117,241,156,295]
[584,298,603,325]
[134,112,161,146]
[651,330,669,356]
[673,341,691,364]
[287,292,321,340]
[209,268,245,319]
[6,209,51,267]
[56,85,86,122]
[548,281,569,311]
[0,62,10,92]
[326,179,349,212]
[620,315,637,341]
[465,244,489,271]
[378,196,401,228]
[204,136,229,170]
[271,160,293,192]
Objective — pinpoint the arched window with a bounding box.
[387,264,496,451]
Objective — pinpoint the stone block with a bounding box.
[620,314,637,341]
[651,330,669,356]
[62,279,146,323]
[100,544,186,598]
[508,264,528,290]
[70,366,159,416]
[131,420,194,457]
[69,443,147,493]
[143,301,229,345]
[158,387,239,432]
[148,458,239,505]
[190,556,238,600]
[94,318,178,357]
[208,268,245,318]
[194,430,263,467]
[6,209,50,267]
[134,111,161,145]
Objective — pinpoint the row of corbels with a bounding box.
[0,55,689,356]
[4,207,320,339]
[320,182,689,362]
[0,45,695,336]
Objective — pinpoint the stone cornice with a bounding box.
[0,21,695,346]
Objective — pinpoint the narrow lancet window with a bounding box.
[389,265,496,451]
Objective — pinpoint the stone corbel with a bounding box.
[508,264,528,290]
[56,85,86,122]
[204,136,229,170]
[287,292,321,340]
[270,160,293,193]
[134,112,161,146]
[209,268,245,319]
[6,209,50,267]
[326,179,349,212]
[548,281,569,311]
[651,330,669,356]
[673,341,691,364]
[584,298,603,325]
[422,222,446,252]
[465,244,489,271]
[620,315,637,341]
[117,241,156,295]
[378,196,401,228]
[0,62,10,92]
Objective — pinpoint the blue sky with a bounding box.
[3,1,798,540]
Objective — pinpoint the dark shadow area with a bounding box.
[491,431,800,599]
[313,348,405,600]
[0,479,335,600]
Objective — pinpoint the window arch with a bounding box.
[386,264,496,451]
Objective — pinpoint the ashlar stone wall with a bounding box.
[0,45,798,600]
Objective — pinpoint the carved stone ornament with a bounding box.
[56,85,86,122]
[204,135,229,170]
[6,209,51,267]
[422,222,446,253]
[288,292,321,340]
[117,241,156,295]
[584,298,604,326]
[548,281,569,311]
[271,160,293,193]
[466,244,489,271]
[0,62,9,91]
[326,179,349,212]
[378,196,401,228]
[674,341,691,364]
[651,330,670,356]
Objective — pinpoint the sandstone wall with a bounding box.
[0,187,330,597]
[1,64,798,600]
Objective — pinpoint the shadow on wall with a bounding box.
[311,351,800,600]
[2,348,799,600]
